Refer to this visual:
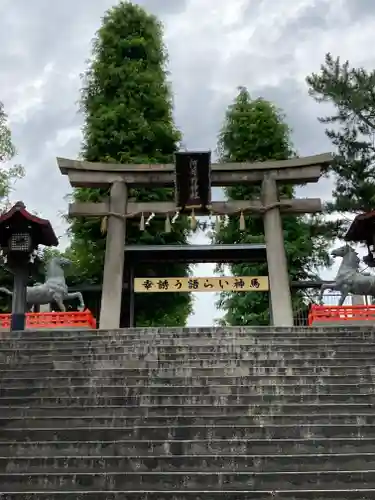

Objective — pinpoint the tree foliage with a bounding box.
[0,103,24,208]
[66,1,192,326]
[0,102,25,310]
[306,53,375,218]
[0,102,25,311]
[213,87,333,326]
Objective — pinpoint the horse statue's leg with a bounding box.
[52,293,66,312]
[338,286,349,306]
[319,283,335,303]
[65,292,85,312]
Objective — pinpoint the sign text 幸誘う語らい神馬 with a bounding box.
[133,276,269,293]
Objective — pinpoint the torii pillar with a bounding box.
[99,181,128,329]
[262,174,294,326]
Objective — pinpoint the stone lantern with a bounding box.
[0,201,58,330]
[345,210,375,267]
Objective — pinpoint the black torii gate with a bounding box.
[123,243,267,327]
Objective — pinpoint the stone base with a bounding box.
[311,320,375,326]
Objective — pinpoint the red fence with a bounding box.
[308,304,375,326]
[0,310,97,330]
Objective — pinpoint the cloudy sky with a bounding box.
[1,0,372,325]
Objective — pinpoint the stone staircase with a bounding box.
[1,326,375,498]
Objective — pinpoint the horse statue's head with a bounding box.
[45,256,73,280]
[331,244,355,258]
[331,244,360,270]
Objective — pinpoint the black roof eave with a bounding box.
[123,244,267,264]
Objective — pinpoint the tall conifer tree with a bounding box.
[214,87,333,325]
[67,2,192,326]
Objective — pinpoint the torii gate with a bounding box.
[57,152,333,328]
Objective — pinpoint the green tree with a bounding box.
[66,1,192,326]
[306,53,375,221]
[213,87,333,326]
[0,103,24,207]
[0,102,25,311]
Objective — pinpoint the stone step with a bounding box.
[7,326,374,338]
[3,358,375,372]
[9,338,370,353]
[5,337,375,349]
[4,343,375,356]
[3,382,375,398]
[1,489,375,500]
[3,452,375,473]
[0,402,373,417]
[3,325,375,498]
[1,391,374,406]
[3,381,375,396]
[0,363,375,385]
[2,469,375,491]
[0,373,373,386]
[8,324,375,335]
[1,423,375,441]
[2,437,375,457]
[2,351,375,366]
[2,373,375,388]
[5,350,375,364]
[4,359,375,374]
[1,412,375,428]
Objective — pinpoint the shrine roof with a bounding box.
[345,210,375,242]
[123,243,267,264]
[0,202,58,247]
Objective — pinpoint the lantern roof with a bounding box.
[0,201,58,247]
[345,210,375,242]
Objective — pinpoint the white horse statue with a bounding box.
[319,244,375,306]
[0,256,85,312]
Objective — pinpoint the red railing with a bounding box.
[308,304,375,326]
[0,310,96,330]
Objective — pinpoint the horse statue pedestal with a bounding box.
[0,309,96,331]
[309,303,375,326]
